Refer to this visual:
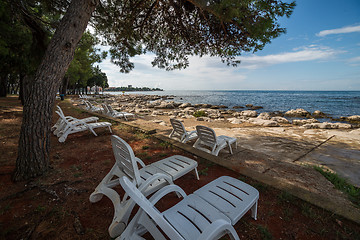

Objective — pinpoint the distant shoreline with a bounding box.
[103,90,360,119]
[105,87,163,92]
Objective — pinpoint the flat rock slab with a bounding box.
[302,141,360,187]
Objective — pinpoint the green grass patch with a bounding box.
[159,141,172,149]
[277,190,295,203]
[134,132,151,140]
[35,205,46,213]
[257,225,272,240]
[142,145,150,150]
[314,166,360,208]
[0,204,11,215]
[193,111,207,118]
[71,165,82,171]
[198,167,209,176]
[300,202,317,219]
[252,182,269,192]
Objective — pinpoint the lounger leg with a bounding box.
[251,201,258,220]
[89,127,98,136]
[108,126,112,133]
[227,141,233,154]
[194,167,199,180]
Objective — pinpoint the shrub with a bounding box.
[193,111,207,118]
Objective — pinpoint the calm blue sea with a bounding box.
[106,90,360,118]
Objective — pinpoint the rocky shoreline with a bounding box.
[89,93,360,129]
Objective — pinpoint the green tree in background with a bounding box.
[87,65,109,93]
[62,32,107,95]
[0,0,65,101]
[13,0,295,181]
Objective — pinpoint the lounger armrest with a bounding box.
[200,219,240,240]
[188,130,197,135]
[137,173,173,193]
[148,185,187,206]
[135,157,146,168]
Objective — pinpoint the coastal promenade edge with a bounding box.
[76,105,360,225]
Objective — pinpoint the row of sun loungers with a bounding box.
[169,118,237,156]
[89,135,259,239]
[52,106,112,142]
[83,100,135,121]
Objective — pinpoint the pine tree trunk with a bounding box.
[61,76,69,95]
[13,0,99,181]
[0,75,7,97]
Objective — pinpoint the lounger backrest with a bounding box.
[107,104,115,114]
[196,125,217,145]
[83,101,90,109]
[170,118,186,135]
[111,135,142,187]
[119,176,183,239]
[56,106,65,117]
[102,104,109,113]
[55,111,68,124]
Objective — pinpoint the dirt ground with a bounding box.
[1,96,360,240]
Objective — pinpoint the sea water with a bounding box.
[106,90,360,119]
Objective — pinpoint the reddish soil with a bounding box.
[0,96,359,240]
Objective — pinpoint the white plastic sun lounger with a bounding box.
[55,111,112,142]
[193,125,237,156]
[52,106,98,135]
[84,100,102,112]
[169,118,198,143]
[117,175,259,240]
[89,135,199,238]
[101,103,112,116]
[107,104,135,121]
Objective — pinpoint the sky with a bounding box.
[97,0,360,91]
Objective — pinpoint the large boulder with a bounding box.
[154,101,175,109]
[228,118,244,124]
[233,106,244,109]
[347,115,360,121]
[285,108,310,117]
[179,103,192,108]
[271,116,290,124]
[257,112,271,120]
[151,110,164,116]
[312,110,327,118]
[302,122,352,129]
[292,119,319,125]
[248,118,279,127]
[240,110,258,117]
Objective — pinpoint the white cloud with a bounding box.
[99,54,248,90]
[348,56,360,66]
[98,45,342,90]
[317,25,360,37]
[236,45,339,69]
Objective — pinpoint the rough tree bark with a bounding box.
[0,75,7,97]
[13,0,99,181]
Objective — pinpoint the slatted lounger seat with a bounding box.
[117,176,259,240]
[193,176,259,222]
[89,135,199,238]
